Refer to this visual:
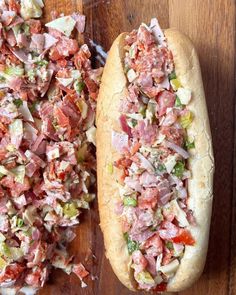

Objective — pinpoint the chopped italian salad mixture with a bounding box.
[112,19,196,292]
[0,0,102,291]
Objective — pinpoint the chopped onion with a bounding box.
[165,140,189,159]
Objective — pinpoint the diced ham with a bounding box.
[111,131,129,154]
[132,250,148,272]
[145,254,157,276]
[138,72,153,88]
[43,33,58,49]
[1,10,16,26]
[139,172,158,187]
[17,33,29,47]
[137,26,155,46]
[6,29,16,46]
[30,34,45,53]
[138,187,158,209]
[132,120,157,146]
[159,221,179,240]
[124,176,142,193]
[157,90,175,116]
[71,13,86,33]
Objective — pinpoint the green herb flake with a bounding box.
[13,99,23,108]
[185,140,195,150]
[169,71,177,80]
[124,233,139,254]
[74,80,85,94]
[35,60,48,67]
[175,95,183,108]
[173,161,185,178]
[156,163,166,173]
[166,241,174,250]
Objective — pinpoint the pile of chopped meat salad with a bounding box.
[0,0,102,291]
[112,19,196,292]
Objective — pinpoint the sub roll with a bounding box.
[96,19,214,292]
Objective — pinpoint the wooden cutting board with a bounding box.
[39,0,236,294]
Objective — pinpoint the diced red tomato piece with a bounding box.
[50,47,62,61]
[0,264,24,283]
[172,230,195,246]
[9,0,20,13]
[154,282,167,292]
[28,20,42,34]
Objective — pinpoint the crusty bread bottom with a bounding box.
[96,28,214,292]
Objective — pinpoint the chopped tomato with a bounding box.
[130,142,141,155]
[138,197,157,210]
[157,90,175,116]
[172,230,195,246]
[0,149,7,161]
[50,47,62,61]
[9,0,20,13]
[73,263,89,279]
[56,58,68,68]
[154,282,167,292]
[114,157,132,169]
[0,264,24,283]
[28,20,42,34]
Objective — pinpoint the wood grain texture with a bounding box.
[38,0,235,294]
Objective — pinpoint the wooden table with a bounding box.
[40,0,236,294]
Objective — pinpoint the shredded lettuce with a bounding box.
[86,126,96,146]
[20,0,44,20]
[56,77,73,87]
[136,271,155,285]
[159,259,179,277]
[5,66,24,77]
[12,165,25,184]
[176,87,191,105]
[45,16,76,37]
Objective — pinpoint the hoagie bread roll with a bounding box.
[96,20,214,292]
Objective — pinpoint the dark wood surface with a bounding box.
[39,0,236,294]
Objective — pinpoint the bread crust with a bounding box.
[96,29,214,292]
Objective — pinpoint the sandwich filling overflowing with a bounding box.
[0,0,101,291]
[112,19,196,291]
